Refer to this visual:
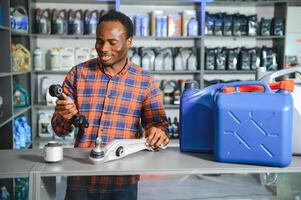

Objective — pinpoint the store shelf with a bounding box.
[206,0,287,6]
[34,70,69,74]
[204,35,285,40]
[11,71,31,76]
[0,117,13,129]
[0,73,11,78]
[0,25,10,31]
[32,0,114,3]
[151,70,201,74]
[13,106,31,119]
[134,36,202,40]
[34,104,55,110]
[31,34,95,39]
[164,104,179,109]
[204,70,256,75]
[11,30,30,36]
[120,0,201,5]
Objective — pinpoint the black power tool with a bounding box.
[49,84,89,129]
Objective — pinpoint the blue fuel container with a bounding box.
[179,81,224,152]
[215,81,293,167]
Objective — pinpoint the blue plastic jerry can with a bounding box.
[215,81,293,167]
[179,81,225,152]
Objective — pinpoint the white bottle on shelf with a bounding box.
[50,48,60,71]
[34,47,44,70]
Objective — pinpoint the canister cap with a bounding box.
[184,80,198,89]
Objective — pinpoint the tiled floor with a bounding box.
[57,174,275,200]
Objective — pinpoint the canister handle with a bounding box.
[222,81,272,93]
[259,66,301,82]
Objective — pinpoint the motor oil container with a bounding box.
[75,47,90,65]
[11,43,31,72]
[34,47,44,70]
[60,47,75,70]
[215,81,293,167]
[180,81,224,152]
[50,48,60,70]
[11,7,28,32]
[90,48,98,59]
[257,66,301,155]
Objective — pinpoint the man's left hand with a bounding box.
[142,127,169,149]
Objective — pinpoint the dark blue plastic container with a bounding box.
[215,81,293,167]
[180,82,224,152]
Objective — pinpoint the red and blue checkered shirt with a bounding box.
[51,58,168,192]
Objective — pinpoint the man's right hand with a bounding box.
[55,93,78,120]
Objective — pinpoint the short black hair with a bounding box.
[97,10,133,39]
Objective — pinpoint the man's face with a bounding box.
[95,21,132,67]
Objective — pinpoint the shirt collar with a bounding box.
[97,58,130,78]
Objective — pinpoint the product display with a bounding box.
[11,43,31,72]
[34,8,107,35]
[205,46,278,71]
[10,7,29,33]
[14,85,30,108]
[14,178,29,200]
[13,116,31,149]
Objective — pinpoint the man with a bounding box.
[51,10,169,200]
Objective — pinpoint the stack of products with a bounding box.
[13,115,31,149]
[128,10,199,37]
[205,46,278,71]
[34,46,98,71]
[205,12,284,37]
[14,178,29,200]
[180,79,293,167]
[35,8,106,35]
[128,47,198,71]
[10,7,29,33]
[159,79,199,105]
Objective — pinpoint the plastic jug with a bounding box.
[257,66,301,155]
[215,81,293,167]
[179,81,225,152]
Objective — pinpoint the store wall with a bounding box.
[286,7,301,63]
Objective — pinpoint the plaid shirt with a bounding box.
[51,58,168,192]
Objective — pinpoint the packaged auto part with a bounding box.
[205,47,215,70]
[187,48,197,70]
[142,48,156,71]
[35,8,51,34]
[14,85,29,108]
[34,47,44,70]
[135,15,142,36]
[239,47,251,70]
[232,14,241,36]
[38,111,55,138]
[174,48,185,71]
[11,43,31,72]
[52,9,67,34]
[182,10,197,36]
[68,9,84,35]
[187,17,198,36]
[222,13,232,36]
[239,14,248,36]
[141,14,150,36]
[215,47,226,70]
[10,7,29,32]
[214,13,223,36]
[84,10,99,35]
[260,18,271,36]
[227,48,240,70]
[249,47,260,70]
[247,15,257,36]
[205,12,215,35]
[261,46,278,70]
[272,17,284,36]
[168,14,181,36]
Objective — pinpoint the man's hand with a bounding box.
[142,126,169,149]
[55,93,78,120]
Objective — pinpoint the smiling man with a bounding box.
[51,10,169,200]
